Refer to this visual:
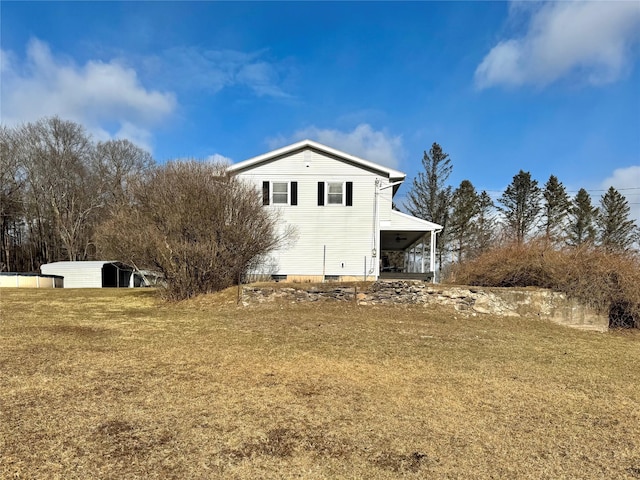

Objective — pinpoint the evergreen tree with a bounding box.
[566,188,597,247]
[449,180,478,262]
[498,170,541,243]
[596,186,637,251]
[471,191,496,257]
[541,175,570,242]
[405,143,452,272]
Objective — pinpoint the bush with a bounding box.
[97,161,290,300]
[448,240,640,328]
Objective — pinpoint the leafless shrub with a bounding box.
[96,160,290,300]
[448,240,640,328]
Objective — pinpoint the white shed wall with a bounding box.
[41,262,105,288]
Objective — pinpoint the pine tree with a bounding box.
[566,188,597,247]
[449,180,478,262]
[541,175,570,242]
[596,187,637,251]
[405,143,452,272]
[471,191,496,257]
[498,170,541,243]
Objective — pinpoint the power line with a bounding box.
[397,188,640,198]
[462,187,640,194]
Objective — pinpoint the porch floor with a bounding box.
[379,271,434,282]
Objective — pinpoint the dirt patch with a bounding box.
[96,419,173,457]
[372,450,433,473]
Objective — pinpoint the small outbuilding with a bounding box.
[40,261,137,288]
[0,272,64,289]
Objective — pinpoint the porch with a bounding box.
[379,210,442,282]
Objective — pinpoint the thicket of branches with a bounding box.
[448,241,640,328]
[96,161,289,300]
[1,117,153,271]
[3,117,287,300]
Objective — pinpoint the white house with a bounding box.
[228,140,442,282]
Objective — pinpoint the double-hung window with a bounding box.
[317,181,353,206]
[262,181,297,206]
[272,182,289,204]
[327,182,343,205]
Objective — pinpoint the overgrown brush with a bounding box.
[448,241,640,328]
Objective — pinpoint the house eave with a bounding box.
[227,139,406,180]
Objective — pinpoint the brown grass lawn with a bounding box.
[1,287,639,479]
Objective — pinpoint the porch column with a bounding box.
[410,245,414,273]
[430,230,436,281]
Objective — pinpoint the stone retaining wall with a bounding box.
[241,281,609,332]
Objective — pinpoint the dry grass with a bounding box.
[449,242,640,328]
[1,287,639,479]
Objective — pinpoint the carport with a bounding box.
[41,261,135,288]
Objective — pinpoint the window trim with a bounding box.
[264,180,297,206]
[326,181,345,206]
[318,181,353,206]
[271,181,290,205]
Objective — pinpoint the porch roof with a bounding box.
[380,211,442,251]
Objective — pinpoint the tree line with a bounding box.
[1,117,155,272]
[1,117,285,299]
[2,118,636,297]
[405,143,639,270]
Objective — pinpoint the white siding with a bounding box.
[41,261,106,288]
[237,148,395,277]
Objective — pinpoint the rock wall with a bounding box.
[241,281,609,332]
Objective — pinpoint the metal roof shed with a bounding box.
[40,261,134,288]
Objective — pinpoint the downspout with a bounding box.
[368,179,380,279]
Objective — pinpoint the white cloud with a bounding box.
[475,1,640,88]
[600,165,640,224]
[206,153,233,165]
[268,124,403,169]
[1,38,176,151]
[141,47,291,98]
[236,62,290,98]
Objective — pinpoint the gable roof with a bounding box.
[227,139,406,180]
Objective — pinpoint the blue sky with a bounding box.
[2,1,639,220]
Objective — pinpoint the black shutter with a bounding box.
[291,181,298,206]
[346,182,353,206]
[317,182,324,206]
[262,181,270,205]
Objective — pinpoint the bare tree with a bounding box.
[0,127,26,271]
[93,139,155,207]
[96,160,290,300]
[1,117,157,269]
[19,117,100,261]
